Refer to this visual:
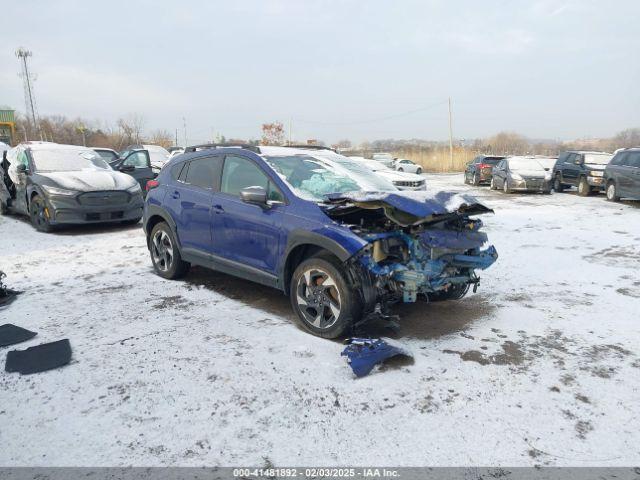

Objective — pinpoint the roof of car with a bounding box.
[22,142,94,152]
[565,150,611,154]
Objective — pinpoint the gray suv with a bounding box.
[604,148,640,201]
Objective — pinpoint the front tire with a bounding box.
[606,181,620,202]
[503,179,511,194]
[416,168,422,174]
[490,177,497,190]
[398,168,404,172]
[29,195,53,232]
[290,255,359,339]
[149,222,190,279]
[578,176,591,196]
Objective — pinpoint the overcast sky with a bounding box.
[1,0,639,144]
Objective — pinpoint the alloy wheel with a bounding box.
[607,183,616,201]
[151,230,174,272]
[295,268,342,330]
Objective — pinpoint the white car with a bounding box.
[371,152,395,168]
[356,158,426,191]
[394,158,423,174]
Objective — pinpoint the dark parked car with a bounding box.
[1,142,143,232]
[92,148,119,162]
[121,144,170,173]
[108,149,156,192]
[552,151,612,196]
[143,144,497,338]
[490,156,554,194]
[604,148,640,201]
[464,155,505,185]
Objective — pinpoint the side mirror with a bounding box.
[120,165,136,173]
[240,186,268,207]
[17,164,27,174]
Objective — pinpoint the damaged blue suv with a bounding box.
[143,145,497,338]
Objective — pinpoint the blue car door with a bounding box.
[168,155,221,254]
[211,154,284,274]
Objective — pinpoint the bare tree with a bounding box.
[149,129,174,148]
[261,122,285,146]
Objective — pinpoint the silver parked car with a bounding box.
[490,156,554,194]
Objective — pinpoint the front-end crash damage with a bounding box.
[323,191,498,309]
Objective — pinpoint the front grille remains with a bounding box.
[77,191,130,206]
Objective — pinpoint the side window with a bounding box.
[221,155,283,201]
[184,157,219,190]
[123,151,149,169]
[170,162,185,180]
[17,150,29,168]
[627,152,640,168]
[611,153,626,166]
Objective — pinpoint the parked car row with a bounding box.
[465,149,640,202]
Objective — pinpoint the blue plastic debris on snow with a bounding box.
[341,338,413,377]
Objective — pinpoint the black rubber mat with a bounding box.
[5,339,72,374]
[0,324,37,347]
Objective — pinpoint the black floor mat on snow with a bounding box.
[5,339,72,374]
[0,324,37,347]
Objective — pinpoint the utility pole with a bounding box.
[448,97,454,171]
[16,47,42,141]
[175,128,178,147]
[288,118,292,145]
[182,117,187,147]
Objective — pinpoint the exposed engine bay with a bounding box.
[322,191,498,308]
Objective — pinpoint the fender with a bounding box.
[143,205,179,247]
[278,227,368,292]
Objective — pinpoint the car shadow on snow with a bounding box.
[4,212,143,235]
[183,266,496,341]
[184,266,296,321]
[362,294,497,341]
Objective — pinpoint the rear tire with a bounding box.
[290,255,360,339]
[29,195,54,233]
[398,168,404,172]
[472,173,481,186]
[606,181,620,202]
[553,175,565,192]
[503,180,511,194]
[149,222,190,279]
[490,177,497,190]
[578,176,591,196]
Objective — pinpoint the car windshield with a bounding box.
[144,145,170,165]
[31,148,111,172]
[508,158,549,172]
[94,150,118,161]
[262,152,396,201]
[584,153,612,165]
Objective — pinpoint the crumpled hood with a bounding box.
[324,191,493,227]
[38,170,136,192]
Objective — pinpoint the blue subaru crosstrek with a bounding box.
[143,145,497,338]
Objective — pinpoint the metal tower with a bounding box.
[16,47,42,140]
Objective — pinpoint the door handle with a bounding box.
[171,191,180,199]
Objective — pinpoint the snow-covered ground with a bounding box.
[1,173,639,467]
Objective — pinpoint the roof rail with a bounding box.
[184,143,261,153]
[285,144,337,153]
